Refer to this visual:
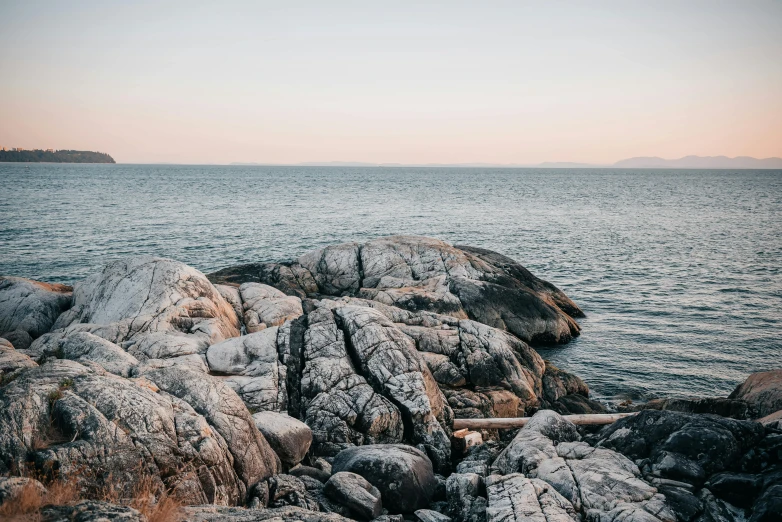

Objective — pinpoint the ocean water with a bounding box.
[1,163,780,402]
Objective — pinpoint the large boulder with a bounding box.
[492,410,675,521]
[253,411,312,468]
[592,410,765,476]
[138,365,281,491]
[0,277,72,347]
[53,256,240,346]
[0,359,249,504]
[729,370,782,418]
[209,236,582,345]
[331,444,437,514]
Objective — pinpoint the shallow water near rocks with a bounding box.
[1,163,780,402]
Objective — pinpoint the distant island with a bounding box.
[0,149,115,163]
[231,155,782,169]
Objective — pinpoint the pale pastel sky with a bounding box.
[1,1,780,165]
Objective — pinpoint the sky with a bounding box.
[1,1,781,165]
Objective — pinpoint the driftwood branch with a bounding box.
[452,413,636,430]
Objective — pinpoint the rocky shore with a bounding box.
[0,236,780,522]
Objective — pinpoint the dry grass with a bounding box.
[0,480,46,521]
[0,467,182,522]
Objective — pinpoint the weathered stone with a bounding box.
[493,410,676,520]
[253,411,312,467]
[324,471,383,520]
[40,500,146,522]
[332,444,437,514]
[416,509,452,522]
[0,338,37,382]
[53,331,139,377]
[485,474,578,522]
[301,305,403,456]
[207,329,287,412]
[215,284,244,324]
[140,365,281,492]
[333,305,453,470]
[0,276,72,341]
[0,476,47,505]
[266,474,319,510]
[0,359,247,505]
[730,370,782,418]
[240,283,303,333]
[53,256,240,346]
[184,505,354,522]
[214,236,582,346]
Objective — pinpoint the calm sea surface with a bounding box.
[2,163,780,402]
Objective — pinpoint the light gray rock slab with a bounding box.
[53,256,240,345]
[253,411,313,467]
[58,331,139,377]
[140,365,281,492]
[207,328,287,412]
[0,276,71,340]
[325,471,383,520]
[240,283,303,333]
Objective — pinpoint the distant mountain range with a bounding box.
[231,155,782,169]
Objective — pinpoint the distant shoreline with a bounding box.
[0,150,115,163]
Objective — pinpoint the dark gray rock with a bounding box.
[324,471,383,520]
[658,485,703,522]
[706,472,762,509]
[332,444,437,514]
[446,473,485,522]
[290,465,332,483]
[750,484,782,522]
[593,410,765,476]
[650,450,707,485]
[267,474,319,510]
